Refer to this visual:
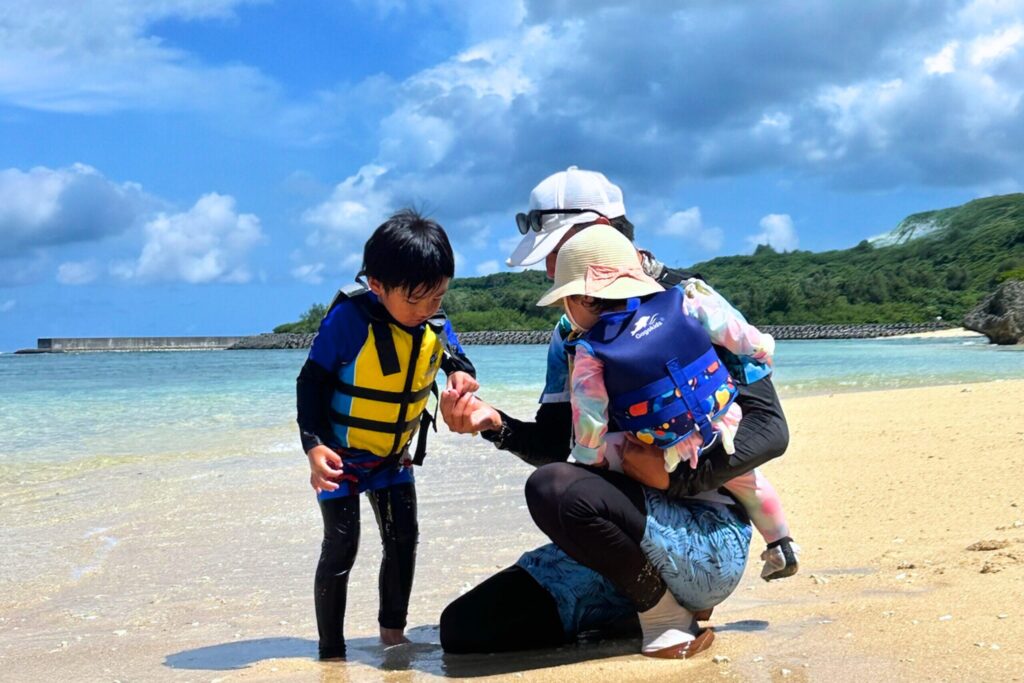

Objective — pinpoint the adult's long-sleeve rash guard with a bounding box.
[480,260,789,498]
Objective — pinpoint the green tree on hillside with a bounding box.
[273,193,1024,331]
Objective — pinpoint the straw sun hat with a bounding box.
[536,225,662,307]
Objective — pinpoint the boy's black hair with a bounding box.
[361,208,455,294]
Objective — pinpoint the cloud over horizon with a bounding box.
[293,0,1024,265]
[114,193,264,284]
[0,164,151,256]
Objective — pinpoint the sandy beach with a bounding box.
[883,327,987,340]
[2,378,1022,682]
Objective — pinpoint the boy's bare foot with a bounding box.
[379,627,411,646]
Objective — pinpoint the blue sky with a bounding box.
[2,0,1023,351]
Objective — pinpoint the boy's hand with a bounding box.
[446,371,479,395]
[307,445,343,494]
[440,389,501,434]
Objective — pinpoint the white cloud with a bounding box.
[475,259,500,275]
[657,206,724,252]
[967,24,1024,66]
[0,1,276,115]
[0,164,150,255]
[925,41,959,74]
[303,165,393,247]
[0,299,15,313]
[311,0,1024,235]
[748,214,799,252]
[57,260,99,285]
[117,193,263,283]
[291,263,325,285]
[378,110,456,169]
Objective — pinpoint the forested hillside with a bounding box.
[277,194,1024,332]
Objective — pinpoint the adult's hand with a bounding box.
[621,435,669,490]
[439,389,502,434]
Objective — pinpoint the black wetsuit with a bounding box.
[440,263,789,654]
[315,484,418,659]
[297,290,475,660]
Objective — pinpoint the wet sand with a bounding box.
[2,380,1023,681]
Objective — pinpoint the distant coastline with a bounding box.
[13,322,970,354]
[16,322,962,354]
[230,321,963,348]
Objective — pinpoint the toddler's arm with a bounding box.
[662,402,742,472]
[569,344,610,466]
[680,279,774,364]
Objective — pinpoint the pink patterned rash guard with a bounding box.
[569,279,790,544]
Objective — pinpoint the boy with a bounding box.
[296,209,477,659]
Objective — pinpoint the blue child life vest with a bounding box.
[575,286,738,451]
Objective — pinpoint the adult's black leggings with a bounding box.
[315,483,418,659]
[440,465,658,654]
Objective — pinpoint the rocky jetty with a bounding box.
[228,333,316,349]
[458,331,552,345]
[226,322,954,350]
[963,280,1024,345]
[761,322,951,340]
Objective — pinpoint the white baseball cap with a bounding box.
[506,166,627,267]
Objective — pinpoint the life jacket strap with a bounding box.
[370,320,402,376]
[334,380,433,404]
[666,357,717,445]
[412,382,440,466]
[329,409,420,436]
[612,347,730,437]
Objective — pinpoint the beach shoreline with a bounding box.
[2,380,1022,681]
[877,326,985,340]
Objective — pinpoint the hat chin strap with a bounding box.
[563,300,588,333]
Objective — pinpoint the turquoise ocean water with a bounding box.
[1,334,1022,466]
[1,334,1023,680]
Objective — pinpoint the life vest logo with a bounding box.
[631,313,664,339]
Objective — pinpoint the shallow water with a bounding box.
[1,336,1022,679]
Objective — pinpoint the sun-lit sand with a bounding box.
[2,380,1022,681]
[883,327,987,340]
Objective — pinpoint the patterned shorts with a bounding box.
[516,497,751,636]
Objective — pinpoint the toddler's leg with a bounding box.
[315,495,361,659]
[723,470,799,581]
[369,482,419,642]
[722,469,789,544]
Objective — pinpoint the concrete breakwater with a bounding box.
[13,323,956,354]
[226,322,955,350]
[16,336,246,353]
[229,333,316,349]
[762,321,953,340]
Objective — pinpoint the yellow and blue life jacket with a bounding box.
[313,285,447,463]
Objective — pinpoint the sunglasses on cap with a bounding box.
[515,208,609,235]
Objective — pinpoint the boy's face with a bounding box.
[368,277,450,328]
